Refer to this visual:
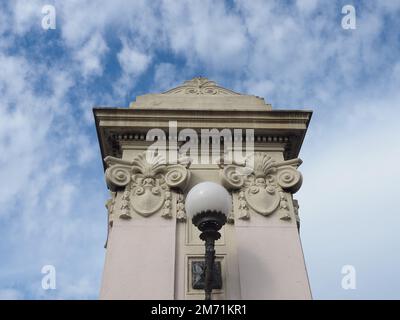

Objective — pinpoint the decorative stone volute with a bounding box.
[105,152,191,219]
[220,152,303,220]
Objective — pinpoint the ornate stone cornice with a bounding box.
[93,108,312,169]
[104,152,191,219]
[162,77,240,96]
[220,152,303,221]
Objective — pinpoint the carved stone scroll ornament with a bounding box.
[163,77,240,96]
[220,153,303,221]
[104,152,191,219]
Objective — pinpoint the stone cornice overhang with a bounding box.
[93,107,312,170]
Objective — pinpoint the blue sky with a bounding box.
[0,0,400,299]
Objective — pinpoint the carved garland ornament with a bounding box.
[220,153,303,221]
[104,191,116,248]
[105,152,191,219]
[176,192,187,222]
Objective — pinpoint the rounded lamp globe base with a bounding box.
[192,210,227,241]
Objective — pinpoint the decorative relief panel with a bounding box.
[186,255,225,296]
[163,77,240,96]
[220,152,303,221]
[192,261,222,290]
[104,152,191,219]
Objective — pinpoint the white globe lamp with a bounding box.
[185,182,232,300]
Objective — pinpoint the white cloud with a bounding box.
[1,0,400,299]
[74,33,108,78]
[0,6,106,298]
[59,1,162,49]
[295,0,318,14]
[296,89,400,298]
[0,288,23,300]
[117,39,151,77]
[160,0,248,71]
[113,38,151,98]
[152,62,181,92]
[12,0,42,35]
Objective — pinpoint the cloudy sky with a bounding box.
[0,0,399,299]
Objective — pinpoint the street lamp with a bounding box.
[185,182,232,300]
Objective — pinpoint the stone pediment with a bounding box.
[130,77,272,111]
[162,77,240,96]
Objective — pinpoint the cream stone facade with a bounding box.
[94,77,312,300]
